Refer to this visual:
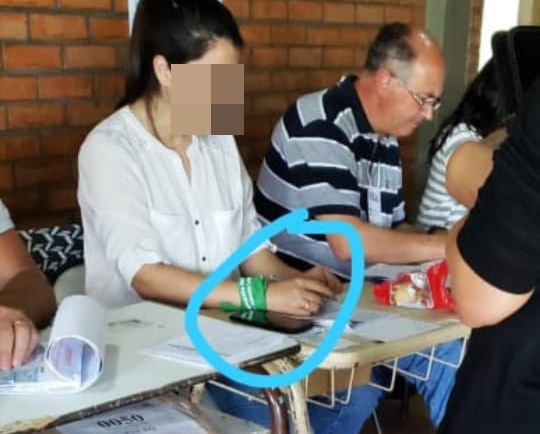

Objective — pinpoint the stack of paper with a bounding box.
[349,316,442,342]
[313,298,394,328]
[143,318,290,367]
[0,295,106,394]
[294,297,443,346]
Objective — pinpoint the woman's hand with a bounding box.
[266,277,336,317]
[302,266,343,295]
[0,305,39,371]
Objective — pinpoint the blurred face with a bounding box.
[385,54,445,138]
[156,38,244,135]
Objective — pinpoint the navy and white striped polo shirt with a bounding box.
[255,75,405,278]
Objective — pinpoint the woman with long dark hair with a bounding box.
[417,59,506,230]
[78,0,339,312]
[76,1,360,431]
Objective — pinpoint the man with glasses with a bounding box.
[253,22,460,433]
[390,71,442,112]
[255,21,446,276]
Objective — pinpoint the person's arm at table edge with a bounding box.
[446,218,532,328]
[132,256,337,316]
[0,229,56,329]
[446,128,506,209]
[240,247,342,294]
[132,263,239,308]
[318,214,445,264]
[132,257,310,309]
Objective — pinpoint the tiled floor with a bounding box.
[360,395,435,434]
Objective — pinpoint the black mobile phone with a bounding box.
[229,310,314,334]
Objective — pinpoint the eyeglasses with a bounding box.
[392,73,442,112]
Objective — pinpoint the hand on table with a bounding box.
[0,305,39,371]
[266,276,336,317]
[302,266,343,295]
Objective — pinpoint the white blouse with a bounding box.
[78,106,265,308]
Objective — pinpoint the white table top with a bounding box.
[297,284,470,369]
[0,301,298,434]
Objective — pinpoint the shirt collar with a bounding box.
[335,75,374,134]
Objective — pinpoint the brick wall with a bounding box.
[0,0,127,228]
[0,0,482,228]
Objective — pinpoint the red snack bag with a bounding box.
[373,260,454,310]
[426,260,454,310]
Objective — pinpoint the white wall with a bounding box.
[478,0,520,69]
[128,0,139,35]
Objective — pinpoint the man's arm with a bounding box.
[0,228,56,370]
[318,214,445,264]
[446,219,532,328]
[0,229,56,328]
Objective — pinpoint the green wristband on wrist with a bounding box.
[219,275,268,312]
[239,275,267,310]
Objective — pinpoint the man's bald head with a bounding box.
[364,22,444,81]
[359,22,446,137]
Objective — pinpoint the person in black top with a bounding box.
[439,75,540,434]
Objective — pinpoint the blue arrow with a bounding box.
[185,208,364,388]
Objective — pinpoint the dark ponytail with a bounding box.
[427,59,505,161]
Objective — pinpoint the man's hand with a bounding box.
[0,305,39,371]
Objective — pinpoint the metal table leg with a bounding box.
[262,358,312,434]
[249,364,290,434]
[260,386,289,434]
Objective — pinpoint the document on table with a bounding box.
[143,319,290,367]
[305,296,396,329]
[289,295,442,344]
[57,398,207,434]
[293,298,399,349]
[317,298,393,323]
[294,328,360,350]
[0,295,106,394]
[349,316,442,342]
[55,397,268,434]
